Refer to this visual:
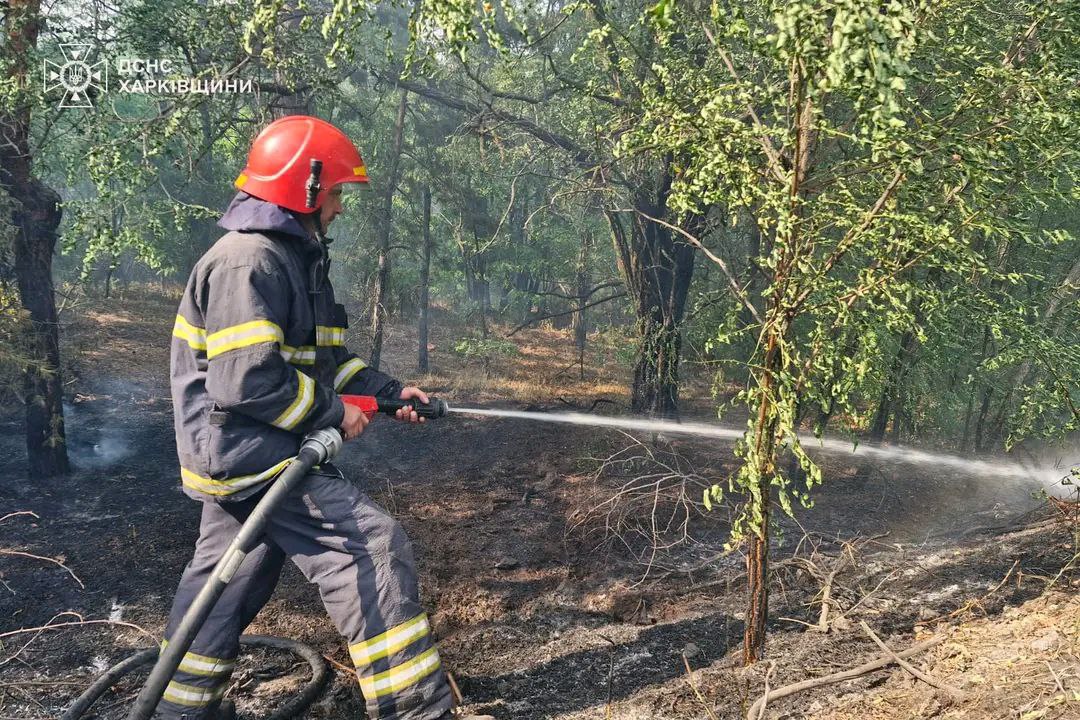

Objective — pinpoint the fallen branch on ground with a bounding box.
[859,622,966,701]
[815,560,842,631]
[991,518,1064,540]
[754,660,776,720]
[569,435,713,582]
[744,635,944,719]
[0,616,157,644]
[0,549,85,589]
[322,653,355,675]
[921,558,1020,623]
[1,612,151,668]
[681,652,720,720]
[776,531,888,633]
[446,671,465,706]
[1041,550,1080,595]
[0,511,39,524]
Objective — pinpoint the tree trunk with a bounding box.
[370,90,408,370]
[744,330,781,664]
[197,100,215,181]
[269,11,312,119]
[2,0,70,477]
[418,185,432,374]
[385,80,698,416]
[572,231,591,380]
[604,173,697,418]
[805,332,860,436]
[959,384,977,452]
[973,386,994,453]
[869,330,915,443]
[744,514,769,664]
[869,381,892,442]
[631,315,683,416]
[739,218,766,331]
[961,326,992,452]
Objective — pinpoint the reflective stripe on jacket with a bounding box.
[170,193,401,501]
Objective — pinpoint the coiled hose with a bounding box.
[65,428,344,720]
[61,634,330,720]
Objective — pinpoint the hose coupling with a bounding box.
[301,427,344,463]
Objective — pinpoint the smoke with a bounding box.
[63,400,137,469]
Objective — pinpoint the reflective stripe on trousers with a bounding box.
[153,471,453,720]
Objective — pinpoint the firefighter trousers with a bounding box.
[153,469,453,720]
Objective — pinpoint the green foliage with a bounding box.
[452,335,520,361]
[0,284,45,403]
[615,0,1080,540]
[590,324,639,369]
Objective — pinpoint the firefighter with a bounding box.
[162,116,485,720]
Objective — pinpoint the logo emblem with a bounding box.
[43,43,106,109]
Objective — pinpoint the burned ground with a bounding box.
[0,288,1076,720]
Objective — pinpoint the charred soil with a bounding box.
[0,288,1077,720]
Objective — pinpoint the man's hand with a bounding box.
[394,387,429,424]
[340,401,369,441]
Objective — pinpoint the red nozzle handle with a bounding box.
[340,394,380,420]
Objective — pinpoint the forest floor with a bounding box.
[1,285,1078,720]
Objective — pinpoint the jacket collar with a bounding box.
[217,192,325,261]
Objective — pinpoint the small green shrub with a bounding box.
[452,336,520,362]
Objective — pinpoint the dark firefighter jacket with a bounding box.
[170,192,402,501]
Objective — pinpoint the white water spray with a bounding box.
[448,406,1065,486]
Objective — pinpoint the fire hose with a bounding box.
[63,394,448,720]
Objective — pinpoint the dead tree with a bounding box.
[571,230,592,379]
[370,89,408,370]
[418,185,432,373]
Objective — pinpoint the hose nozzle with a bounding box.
[378,396,448,419]
[340,394,448,420]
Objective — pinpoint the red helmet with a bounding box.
[234,115,369,213]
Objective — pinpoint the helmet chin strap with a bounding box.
[293,207,331,246]
[313,213,330,245]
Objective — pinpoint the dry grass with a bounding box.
[350,306,638,407]
[816,588,1080,720]
[60,283,179,395]
[59,287,644,407]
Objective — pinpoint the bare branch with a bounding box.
[701,29,788,186]
[859,622,966,701]
[518,279,623,301]
[457,59,560,105]
[543,55,629,108]
[0,549,84,588]
[0,511,38,524]
[624,208,764,325]
[507,292,627,336]
[745,635,945,719]
[382,71,601,171]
